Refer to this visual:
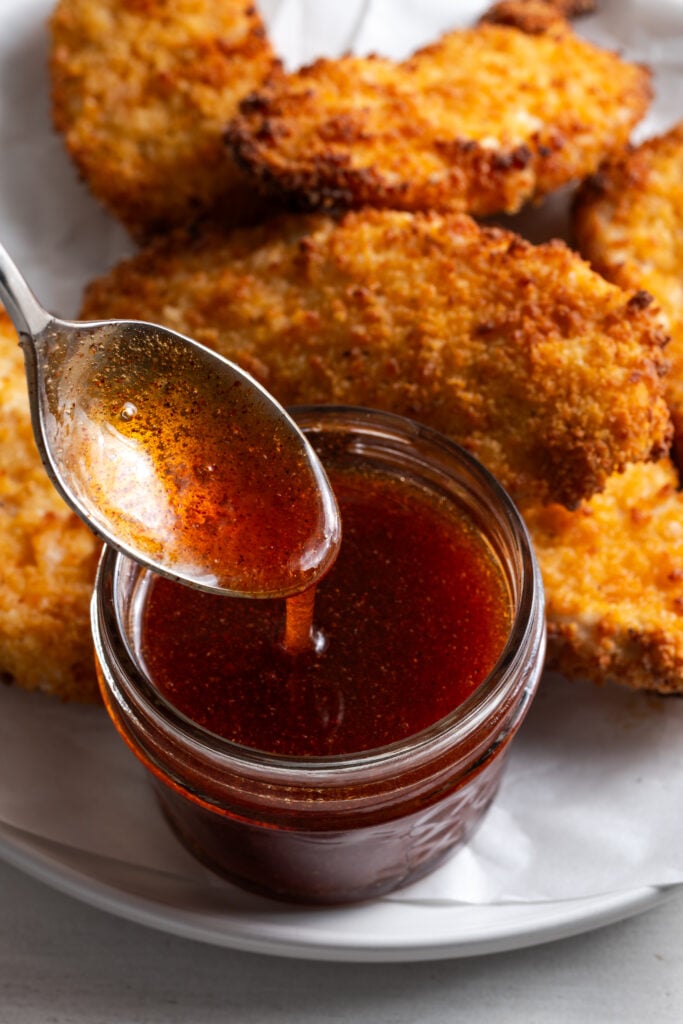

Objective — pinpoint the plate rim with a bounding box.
[0,823,673,962]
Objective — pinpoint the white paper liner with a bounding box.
[1,0,683,908]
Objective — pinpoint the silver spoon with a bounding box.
[0,242,340,598]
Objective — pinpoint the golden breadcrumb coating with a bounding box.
[226,21,650,217]
[0,310,100,701]
[574,122,683,464]
[524,459,683,694]
[50,0,279,239]
[81,209,671,510]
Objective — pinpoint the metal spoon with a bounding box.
[0,242,340,598]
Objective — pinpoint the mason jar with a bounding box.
[92,406,545,904]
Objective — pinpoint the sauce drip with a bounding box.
[283,587,319,655]
[140,467,512,756]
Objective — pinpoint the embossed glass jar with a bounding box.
[92,407,545,904]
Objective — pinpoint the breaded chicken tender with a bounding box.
[50,0,279,239]
[574,123,683,464]
[0,310,100,701]
[525,459,683,694]
[226,20,650,217]
[81,209,671,510]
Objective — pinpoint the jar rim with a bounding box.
[92,405,545,779]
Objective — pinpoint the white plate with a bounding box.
[0,818,671,962]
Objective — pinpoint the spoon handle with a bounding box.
[0,242,52,338]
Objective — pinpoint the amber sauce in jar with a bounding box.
[94,408,545,904]
[139,467,511,756]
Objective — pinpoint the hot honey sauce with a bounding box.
[63,330,339,596]
[139,467,511,756]
[94,408,545,904]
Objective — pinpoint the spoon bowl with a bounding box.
[0,243,340,597]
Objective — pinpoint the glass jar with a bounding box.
[92,406,545,904]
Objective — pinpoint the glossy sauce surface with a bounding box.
[139,467,512,756]
[50,323,338,595]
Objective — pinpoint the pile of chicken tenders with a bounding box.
[4,0,683,699]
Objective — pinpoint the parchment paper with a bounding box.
[1,0,683,907]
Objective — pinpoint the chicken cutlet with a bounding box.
[50,0,279,239]
[524,459,683,694]
[574,122,683,465]
[81,208,671,510]
[225,19,650,218]
[0,309,100,701]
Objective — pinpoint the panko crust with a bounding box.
[226,21,650,218]
[81,208,671,510]
[0,310,100,701]
[524,459,683,694]
[573,122,683,463]
[50,0,280,239]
